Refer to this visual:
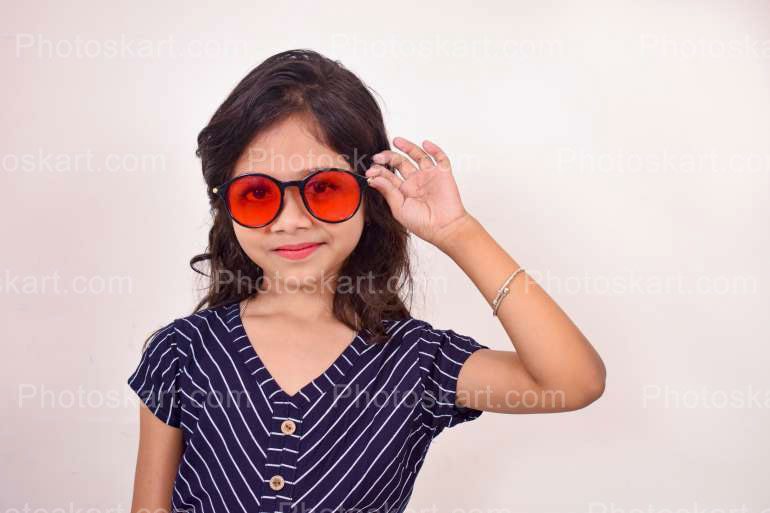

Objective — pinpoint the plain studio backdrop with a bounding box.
[2,0,769,511]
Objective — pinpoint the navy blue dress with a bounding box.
[127,300,489,513]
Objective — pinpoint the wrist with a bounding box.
[432,212,485,256]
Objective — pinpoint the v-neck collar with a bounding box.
[223,301,369,406]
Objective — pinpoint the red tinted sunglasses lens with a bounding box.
[227,175,281,227]
[304,171,362,221]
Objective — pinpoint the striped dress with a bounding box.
[127,300,489,513]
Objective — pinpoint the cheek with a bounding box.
[232,223,249,247]
[332,214,365,252]
[232,223,266,260]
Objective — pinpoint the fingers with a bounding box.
[366,165,404,215]
[372,150,419,180]
[393,137,436,170]
[370,137,451,184]
[367,164,402,189]
[421,139,451,168]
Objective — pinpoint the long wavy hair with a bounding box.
[142,49,414,350]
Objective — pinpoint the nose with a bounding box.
[268,185,313,232]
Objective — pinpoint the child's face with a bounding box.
[229,115,366,288]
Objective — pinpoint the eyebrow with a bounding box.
[299,167,323,177]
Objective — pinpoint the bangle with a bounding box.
[491,267,525,316]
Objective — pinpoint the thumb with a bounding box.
[367,174,404,216]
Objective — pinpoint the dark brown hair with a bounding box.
[142,49,414,350]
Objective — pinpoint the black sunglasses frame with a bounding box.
[211,167,371,229]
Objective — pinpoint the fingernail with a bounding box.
[372,154,385,162]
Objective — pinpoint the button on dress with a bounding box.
[127,300,489,513]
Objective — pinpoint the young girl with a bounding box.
[127,48,606,513]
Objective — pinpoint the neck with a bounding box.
[243,271,339,322]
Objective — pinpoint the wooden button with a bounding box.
[281,419,296,435]
[269,474,285,490]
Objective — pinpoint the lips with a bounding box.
[273,242,323,251]
[273,242,324,261]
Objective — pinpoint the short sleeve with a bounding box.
[418,323,490,439]
[127,319,183,427]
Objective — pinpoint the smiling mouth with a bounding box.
[272,243,324,260]
[273,242,323,251]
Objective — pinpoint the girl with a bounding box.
[128,48,606,513]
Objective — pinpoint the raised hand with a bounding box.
[365,137,474,249]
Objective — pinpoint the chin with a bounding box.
[265,253,332,279]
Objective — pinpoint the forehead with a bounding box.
[233,115,350,179]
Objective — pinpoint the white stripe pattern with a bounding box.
[127,301,489,512]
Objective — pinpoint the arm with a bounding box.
[366,137,606,414]
[129,403,184,513]
[434,212,606,413]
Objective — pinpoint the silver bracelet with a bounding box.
[491,267,525,316]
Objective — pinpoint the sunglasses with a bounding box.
[211,167,370,228]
